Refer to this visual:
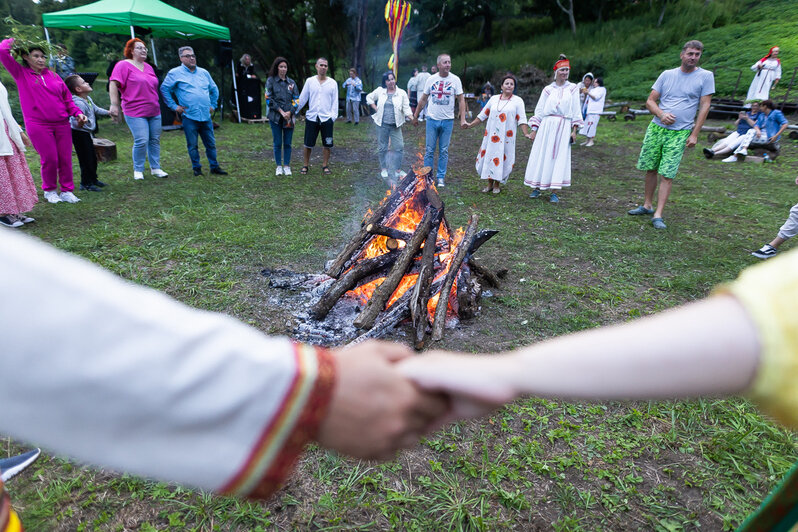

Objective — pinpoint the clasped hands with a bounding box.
[318,341,513,461]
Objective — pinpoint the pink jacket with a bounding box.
[0,38,81,124]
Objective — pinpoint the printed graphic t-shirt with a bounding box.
[423,73,464,121]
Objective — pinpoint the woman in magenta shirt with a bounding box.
[0,39,87,204]
[109,38,168,180]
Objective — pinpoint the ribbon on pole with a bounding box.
[384,0,411,77]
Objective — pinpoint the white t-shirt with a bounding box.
[585,86,607,115]
[296,76,339,122]
[415,72,431,96]
[423,73,464,121]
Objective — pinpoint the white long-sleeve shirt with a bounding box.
[296,76,338,122]
[0,230,335,499]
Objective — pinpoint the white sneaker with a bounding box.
[59,191,81,203]
[44,190,62,203]
[151,168,169,178]
[380,169,389,178]
[722,155,738,163]
[283,166,292,176]
[276,166,284,176]
[133,171,144,180]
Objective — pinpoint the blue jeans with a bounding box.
[424,118,453,181]
[269,120,294,166]
[124,115,161,172]
[377,123,403,173]
[182,117,219,170]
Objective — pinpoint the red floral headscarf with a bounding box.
[760,46,781,65]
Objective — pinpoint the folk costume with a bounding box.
[524,69,583,191]
[746,47,782,104]
[475,94,527,184]
[579,85,607,139]
[0,81,36,221]
[0,229,336,515]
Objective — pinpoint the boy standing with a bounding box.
[65,75,110,191]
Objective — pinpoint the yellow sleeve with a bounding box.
[715,248,798,430]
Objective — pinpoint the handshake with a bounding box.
[318,340,516,461]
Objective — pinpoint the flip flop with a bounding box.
[300,166,309,175]
[322,166,332,175]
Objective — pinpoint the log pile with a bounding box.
[311,166,498,349]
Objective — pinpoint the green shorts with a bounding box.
[636,122,691,179]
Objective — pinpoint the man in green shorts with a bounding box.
[628,40,714,229]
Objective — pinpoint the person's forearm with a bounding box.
[109,82,121,107]
[645,98,662,118]
[506,296,760,400]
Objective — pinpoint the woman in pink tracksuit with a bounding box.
[0,38,86,204]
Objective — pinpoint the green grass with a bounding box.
[3,112,798,530]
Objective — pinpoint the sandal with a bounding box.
[481,185,492,193]
[300,166,309,175]
[492,186,501,194]
[322,166,332,175]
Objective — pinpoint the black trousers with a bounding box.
[72,129,97,186]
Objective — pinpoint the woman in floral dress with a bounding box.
[466,75,529,194]
[0,80,36,228]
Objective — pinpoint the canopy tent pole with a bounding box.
[130,26,135,39]
[231,59,241,123]
[44,28,51,47]
[150,37,158,67]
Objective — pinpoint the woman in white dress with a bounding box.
[579,77,607,147]
[466,75,530,194]
[524,55,583,203]
[746,46,781,105]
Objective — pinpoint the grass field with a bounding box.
[4,109,798,530]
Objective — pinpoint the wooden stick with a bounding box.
[430,213,479,342]
[354,206,435,330]
[469,256,500,288]
[366,223,413,241]
[412,209,443,350]
[324,170,419,278]
[310,250,400,320]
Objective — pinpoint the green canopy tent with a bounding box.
[41,0,241,121]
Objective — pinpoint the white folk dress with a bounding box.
[524,81,583,190]
[579,86,607,138]
[475,94,527,184]
[746,58,782,103]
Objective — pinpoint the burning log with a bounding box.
[456,267,481,320]
[412,208,443,349]
[309,250,400,320]
[366,223,413,241]
[431,213,479,342]
[354,206,436,330]
[325,170,421,278]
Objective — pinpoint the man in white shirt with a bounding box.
[296,57,339,175]
[412,54,466,187]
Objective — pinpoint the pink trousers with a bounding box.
[26,121,74,192]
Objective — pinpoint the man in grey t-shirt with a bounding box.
[628,40,714,229]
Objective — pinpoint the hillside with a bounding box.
[415,0,796,102]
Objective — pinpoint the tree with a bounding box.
[554,0,576,35]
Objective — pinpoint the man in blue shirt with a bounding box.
[161,47,228,176]
[703,101,766,162]
[749,99,789,154]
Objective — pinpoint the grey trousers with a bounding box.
[777,203,798,240]
[377,123,404,172]
[346,99,360,123]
